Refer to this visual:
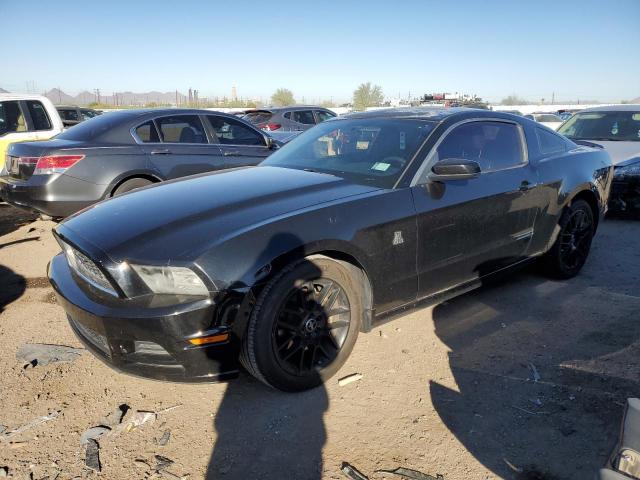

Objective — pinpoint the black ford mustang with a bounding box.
[48,108,613,391]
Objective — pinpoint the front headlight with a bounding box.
[130,264,209,296]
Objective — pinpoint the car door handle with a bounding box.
[223,151,241,157]
[150,148,171,155]
[519,180,534,191]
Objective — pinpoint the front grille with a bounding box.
[70,317,110,356]
[59,240,117,295]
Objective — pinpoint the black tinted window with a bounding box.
[81,109,100,120]
[537,128,566,155]
[315,110,335,123]
[156,115,207,143]
[26,101,52,130]
[558,111,640,142]
[242,111,272,124]
[134,120,160,143]
[59,109,79,121]
[292,110,315,124]
[0,101,27,135]
[208,116,265,146]
[283,112,291,119]
[435,121,524,172]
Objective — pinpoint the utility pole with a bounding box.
[552,92,555,104]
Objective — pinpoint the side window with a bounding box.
[292,110,316,125]
[59,109,80,121]
[0,101,27,135]
[434,121,525,172]
[315,110,335,123]
[536,128,566,155]
[134,120,160,143]
[26,101,52,131]
[283,112,291,120]
[207,116,265,146]
[155,115,207,144]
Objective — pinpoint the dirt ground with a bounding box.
[0,201,639,480]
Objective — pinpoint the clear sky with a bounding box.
[1,0,639,103]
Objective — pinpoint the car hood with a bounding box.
[583,140,640,166]
[58,166,379,262]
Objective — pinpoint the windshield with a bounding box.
[558,111,640,141]
[261,118,435,188]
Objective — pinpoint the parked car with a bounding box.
[0,108,282,218]
[0,94,64,173]
[557,104,640,213]
[242,106,336,132]
[48,107,612,391]
[494,109,523,116]
[523,112,564,130]
[56,106,102,128]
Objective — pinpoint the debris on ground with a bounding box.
[113,410,156,434]
[376,466,444,479]
[0,410,61,441]
[528,363,541,382]
[0,466,8,477]
[80,426,111,445]
[154,455,174,472]
[16,344,83,368]
[157,428,171,446]
[341,462,369,480]
[503,458,523,473]
[101,404,130,427]
[134,459,150,470]
[85,438,101,472]
[338,373,363,387]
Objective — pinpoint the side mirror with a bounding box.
[430,158,481,181]
[264,135,275,149]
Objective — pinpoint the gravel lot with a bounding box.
[0,202,639,480]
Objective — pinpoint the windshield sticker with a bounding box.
[400,131,406,150]
[356,141,369,150]
[611,122,619,135]
[371,162,391,171]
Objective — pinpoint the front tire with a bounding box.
[240,255,362,391]
[543,199,595,279]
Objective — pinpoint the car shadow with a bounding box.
[430,255,640,479]
[0,264,26,314]
[206,234,329,479]
[0,203,38,237]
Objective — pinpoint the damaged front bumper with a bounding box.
[48,253,241,382]
[609,164,640,214]
[599,398,640,480]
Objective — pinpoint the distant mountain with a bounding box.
[44,88,185,106]
[630,97,640,104]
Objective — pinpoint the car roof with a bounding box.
[576,104,640,113]
[0,93,51,102]
[342,106,504,121]
[248,105,331,112]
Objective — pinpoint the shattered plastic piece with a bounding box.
[154,455,174,472]
[1,410,60,440]
[528,362,541,382]
[16,344,83,367]
[341,462,369,480]
[85,439,101,472]
[80,426,111,445]
[0,466,8,477]
[338,373,363,386]
[503,459,523,473]
[101,404,130,427]
[158,429,171,446]
[375,467,444,480]
[114,411,156,434]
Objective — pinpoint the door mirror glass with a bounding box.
[431,158,481,180]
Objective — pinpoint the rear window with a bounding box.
[0,101,27,136]
[58,109,79,121]
[243,111,273,124]
[56,112,126,141]
[26,101,52,131]
[558,111,640,142]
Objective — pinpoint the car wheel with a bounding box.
[240,255,362,391]
[112,178,153,196]
[543,199,595,279]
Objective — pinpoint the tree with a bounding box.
[271,88,295,106]
[352,82,384,111]
[500,94,528,106]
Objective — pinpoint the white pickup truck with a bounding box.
[0,94,64,173]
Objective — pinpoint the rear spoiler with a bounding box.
[574,140,605,149]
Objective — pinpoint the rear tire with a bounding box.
[240,255,362,392]
[112,178,153,196]
[543,199,595,279]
